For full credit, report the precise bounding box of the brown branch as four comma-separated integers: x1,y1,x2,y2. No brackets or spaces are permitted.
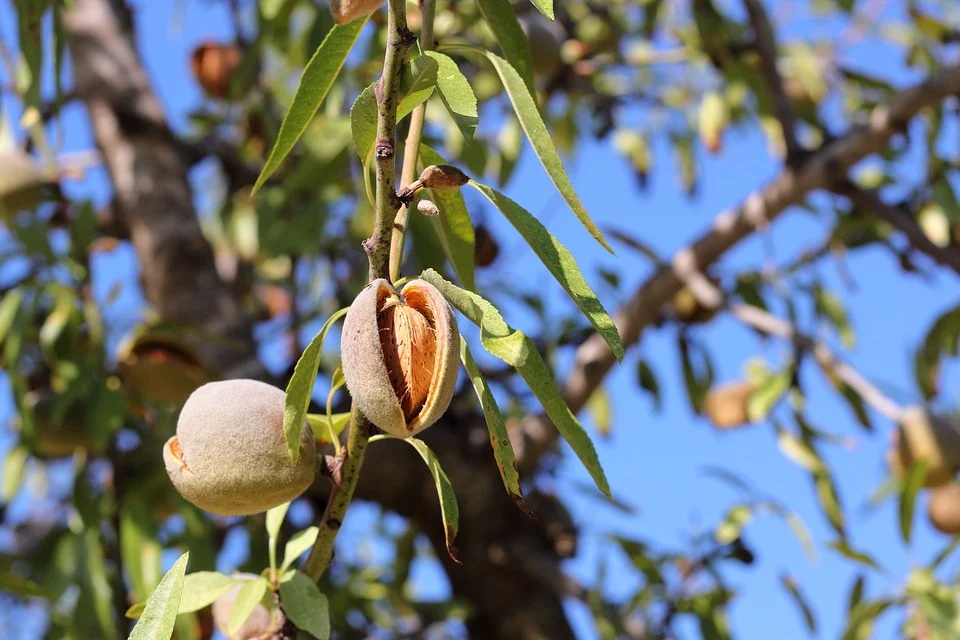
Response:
837,184,960,276
517,62,960,474
742,0,802,161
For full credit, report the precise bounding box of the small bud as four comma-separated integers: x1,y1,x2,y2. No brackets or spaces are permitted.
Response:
419,164,469,190
340,279,460,437
417,199,440,217
330,0,385,25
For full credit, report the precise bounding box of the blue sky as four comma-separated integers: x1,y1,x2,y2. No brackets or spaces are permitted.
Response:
1,1,958,639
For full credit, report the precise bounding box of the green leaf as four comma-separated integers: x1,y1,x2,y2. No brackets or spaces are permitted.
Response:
178,572,239,613
2,444,28,503
424,52,478,139
394,436,460,562
280,526,319,574
283,307,349,462
586,387,613,436
266,502,289,573
780,574,817,633
228,577,269,636
351,56,438,161
814,469,845,538
828,540,884,573
0,289,24,346
422,269,611,497
419,145,476,291
527,0,554,19
120,499,163,602
0,571,45,598
445,46,612,253
129,552,189,640
253,18,368,192
459,337,525,509
715,504,752,544
279,570,330,639
125,602,145,619
899,459,927,545
474,0,536,94
308,412,351,446
636,358,662,411
470,181,623,358
746,369,791,422
777,428,823,472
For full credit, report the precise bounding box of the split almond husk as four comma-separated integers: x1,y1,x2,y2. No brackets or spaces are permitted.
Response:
340,278,459,437
330,0,385,25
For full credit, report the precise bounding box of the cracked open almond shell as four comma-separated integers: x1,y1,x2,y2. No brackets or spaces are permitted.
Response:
163,379,316,516
340,278,459,438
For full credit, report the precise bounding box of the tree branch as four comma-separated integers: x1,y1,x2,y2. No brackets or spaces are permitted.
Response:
836,183,960,276
742,0,802,161
517,62,960,474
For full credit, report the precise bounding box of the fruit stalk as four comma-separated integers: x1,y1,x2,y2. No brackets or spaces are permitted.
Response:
389,0,436,282
303,0,411,582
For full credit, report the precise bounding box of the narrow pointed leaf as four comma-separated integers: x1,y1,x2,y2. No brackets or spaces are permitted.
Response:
460,337,525,510
899,459,927,544
475,0,536,93
178,572,239,614
253,18,368,192
279,570,330,639
228,577,269,635
307,412,351,447
283,307,349,462
424,52,478,139
129,552,189,640
527,0,554,19
470,181,623,359
398,436,460,562
445,46,612,252
422,269,611,496
281,526,320,574
420,145,475,290
266,502,289,573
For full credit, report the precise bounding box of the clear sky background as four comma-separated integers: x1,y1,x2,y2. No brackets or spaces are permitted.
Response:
1,1,958,639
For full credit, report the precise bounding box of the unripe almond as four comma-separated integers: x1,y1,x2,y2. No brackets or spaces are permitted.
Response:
212,573,285,639
190,42,243,99
928,482,960,534
340,279,459,437
163,380,316,516
330,0,385,25
704,381,757,430
888,406,960,487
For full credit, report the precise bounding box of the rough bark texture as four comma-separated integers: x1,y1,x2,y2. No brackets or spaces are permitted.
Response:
61,0,960,637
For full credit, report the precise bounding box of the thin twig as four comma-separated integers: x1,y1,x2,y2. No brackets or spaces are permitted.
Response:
389,0,436,283
837,183,960,276
742,0,801,161
302,0,413,581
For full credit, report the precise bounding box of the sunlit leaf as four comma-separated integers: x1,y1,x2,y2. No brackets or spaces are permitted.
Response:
228,577,269,636
253,18,368,192
474,0,536,93
470,181,623,359
898,459,927,545
129,552,188,640
266,502,289,573
281,526,319,574
424,52,478,139
780,574,817,633
177,572,239,614
283,307,349,462
443,46,613,252
459,337,525,509
422,269,611,497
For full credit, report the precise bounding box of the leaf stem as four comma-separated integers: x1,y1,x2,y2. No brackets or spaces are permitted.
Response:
304,0,413,582
389,0,437,283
